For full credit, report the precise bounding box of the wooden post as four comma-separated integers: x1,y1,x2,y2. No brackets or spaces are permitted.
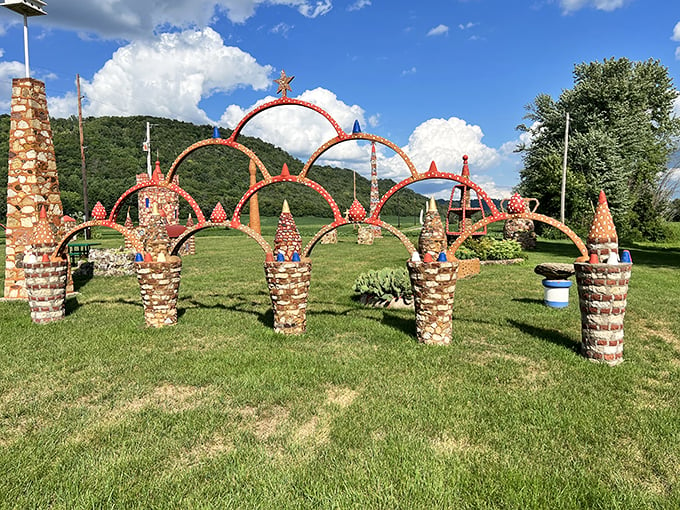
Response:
248,159,261,234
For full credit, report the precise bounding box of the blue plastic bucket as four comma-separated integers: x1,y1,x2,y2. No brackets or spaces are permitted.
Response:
541,279,572,308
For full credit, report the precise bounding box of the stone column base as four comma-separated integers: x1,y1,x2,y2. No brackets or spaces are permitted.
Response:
320,230,337,244
135,258,182,327
575,262,631,366
407,260,458,345
23,259,69,324
357,226,374,245
264,259,312,334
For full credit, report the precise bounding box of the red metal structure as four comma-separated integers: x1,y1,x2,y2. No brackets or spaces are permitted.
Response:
445,155,486,241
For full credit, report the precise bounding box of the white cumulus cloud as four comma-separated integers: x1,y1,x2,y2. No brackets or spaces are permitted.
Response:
0,59,27,111
20,0,334,40
220,87,369,168
673,21,680,60
49,28,272,123
348,0,371,11
427,24,449,37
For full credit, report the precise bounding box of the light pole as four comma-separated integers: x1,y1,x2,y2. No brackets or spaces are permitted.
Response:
0,1,47,78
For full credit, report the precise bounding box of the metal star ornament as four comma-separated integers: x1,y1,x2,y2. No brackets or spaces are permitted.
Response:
274,70,294,97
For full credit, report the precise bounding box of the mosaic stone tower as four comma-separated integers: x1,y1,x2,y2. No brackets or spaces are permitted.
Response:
137,162,180,228
369,142,381,236
4,78,64,299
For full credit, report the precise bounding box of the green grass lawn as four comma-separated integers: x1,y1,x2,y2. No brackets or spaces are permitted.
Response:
1,223,679,509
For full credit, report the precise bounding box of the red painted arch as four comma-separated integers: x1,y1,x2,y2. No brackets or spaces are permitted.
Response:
229,97,345,143
446,212,588,261
53,220,144,257
169,221,273,256
301,218,416,258
368,170,500,224
299,133,419,180
231,175,344,225
108,180,206,224
165,138,270,182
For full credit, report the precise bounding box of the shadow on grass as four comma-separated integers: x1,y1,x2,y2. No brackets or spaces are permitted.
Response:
507,319,580,352
381,311,416,338
65,296,81,315
512,297,544,305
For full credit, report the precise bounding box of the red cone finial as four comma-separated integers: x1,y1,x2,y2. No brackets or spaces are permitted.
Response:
281,163,290,177
347,199,367,222
92,201,107,220
152,161,162,182
39,205,47,219
210,202,227,223
461,155,470,177
428,161,438,173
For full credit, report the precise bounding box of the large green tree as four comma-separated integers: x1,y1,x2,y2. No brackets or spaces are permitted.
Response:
517,58,680,240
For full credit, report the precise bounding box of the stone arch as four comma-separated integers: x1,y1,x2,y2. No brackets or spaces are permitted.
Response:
231,175,345,225
169,222,272,257
109,180,206,224
230,97,345,143
369,171,499,223
165,138,270,182
446,212,588,261
53,220,144,257
299,134,418,180
301,219,416,258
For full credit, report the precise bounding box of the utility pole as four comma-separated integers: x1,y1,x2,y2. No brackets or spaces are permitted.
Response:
560,112,570,224
145,122,152,178
77,74,90,238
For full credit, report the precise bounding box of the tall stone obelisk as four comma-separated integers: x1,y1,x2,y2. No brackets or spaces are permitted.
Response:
4,78,63,299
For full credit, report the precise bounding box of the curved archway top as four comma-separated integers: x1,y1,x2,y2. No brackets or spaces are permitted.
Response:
229,97,345,143
299,133,419,180
109,179,207,224
446,212,588,261
53,220,144,258
165,138,271,182
232,174,344,225
368,168,500,223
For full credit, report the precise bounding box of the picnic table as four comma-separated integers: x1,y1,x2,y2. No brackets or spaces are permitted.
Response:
67,241,101,265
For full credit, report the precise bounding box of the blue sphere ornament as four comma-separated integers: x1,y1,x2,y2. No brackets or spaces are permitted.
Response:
135,253,144,262
437,251,447,262
620,250,632,263
352,120,361,134
212,126,221,138
292,251,301,262
276,252,285,262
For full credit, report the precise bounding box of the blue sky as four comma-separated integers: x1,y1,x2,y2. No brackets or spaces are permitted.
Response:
0,0,678,200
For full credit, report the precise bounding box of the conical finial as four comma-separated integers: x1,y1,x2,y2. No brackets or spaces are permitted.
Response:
428,196,437,213
39,205,47,220
281,163,290,177
91,201,107,220
352,120,361,134
282,199,290,214
347,199,367,222
213,126,220,138
587,189,618,257
210,202,227,223
152,160,162,182
428,161,438,173
461,155,470,177
598,190,607,204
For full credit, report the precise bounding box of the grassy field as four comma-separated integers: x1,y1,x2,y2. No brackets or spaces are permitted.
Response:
1,222,679,509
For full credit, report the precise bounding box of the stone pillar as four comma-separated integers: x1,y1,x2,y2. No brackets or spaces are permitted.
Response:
135,258,182,327
503,218,536,250
357,225,374,245
264,259,312,334
574,262,632,366
22,258,68,324
5,78,63,299
320,230,337,244
407,260,458,345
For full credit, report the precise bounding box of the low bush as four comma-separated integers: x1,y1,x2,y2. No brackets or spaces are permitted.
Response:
353,267,412,301
461,237,522,261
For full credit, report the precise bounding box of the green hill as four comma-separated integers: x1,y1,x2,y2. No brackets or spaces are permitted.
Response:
0,115,427,222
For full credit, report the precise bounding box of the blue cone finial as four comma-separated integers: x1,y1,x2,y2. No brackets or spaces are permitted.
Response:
437,252,447,262
135,253,144,262
213,126,220,138
276,252,285,262
621,250,632,263
292,251,301,262
352,120,361,134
